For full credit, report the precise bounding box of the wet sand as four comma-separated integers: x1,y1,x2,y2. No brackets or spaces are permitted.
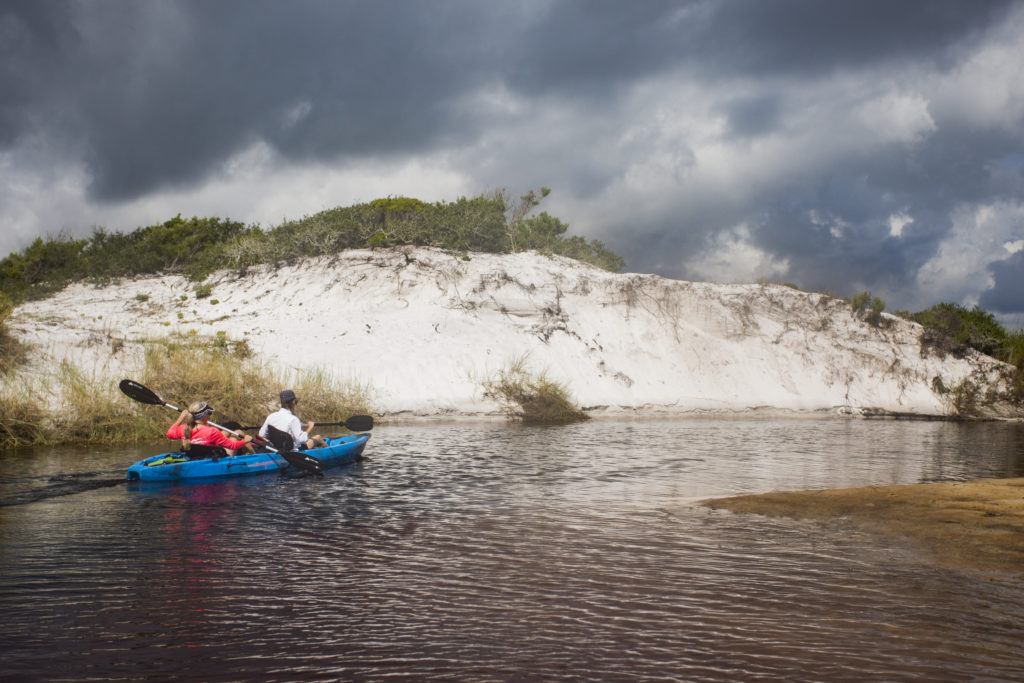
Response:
702,478,1024,575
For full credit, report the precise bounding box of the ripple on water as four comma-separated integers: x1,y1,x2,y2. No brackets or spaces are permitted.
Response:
1,419,1023,681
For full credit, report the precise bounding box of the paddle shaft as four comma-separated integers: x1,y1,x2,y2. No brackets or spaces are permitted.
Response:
238,417,372,432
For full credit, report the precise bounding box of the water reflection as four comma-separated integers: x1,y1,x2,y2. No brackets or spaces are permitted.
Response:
1,418,1023,681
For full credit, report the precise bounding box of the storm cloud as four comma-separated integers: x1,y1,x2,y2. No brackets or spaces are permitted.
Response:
2,0,1023,320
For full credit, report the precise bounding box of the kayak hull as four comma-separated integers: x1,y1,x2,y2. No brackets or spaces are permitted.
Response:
126,434,370,482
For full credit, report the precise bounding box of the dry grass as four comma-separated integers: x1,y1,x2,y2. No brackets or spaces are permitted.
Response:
54,362,163,443
136,334,373,429
0,293,28,375
0,381,48,449
482,356,589,424
286,367,374,426
0,332,376,447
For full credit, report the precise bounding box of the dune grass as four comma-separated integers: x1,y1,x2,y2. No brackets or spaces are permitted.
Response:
482,356,589,424
0,381,49,448
135,335,373,429
0,291,27,375
55,362,163,443
0,333,375,449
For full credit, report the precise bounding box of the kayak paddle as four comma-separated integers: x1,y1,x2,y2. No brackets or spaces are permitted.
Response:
239,415,373,432
118,379,323,475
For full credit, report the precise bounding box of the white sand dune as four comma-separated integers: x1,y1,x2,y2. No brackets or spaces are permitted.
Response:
8,247,1019,419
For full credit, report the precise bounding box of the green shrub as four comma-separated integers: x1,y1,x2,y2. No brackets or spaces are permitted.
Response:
930,374,984,418
910,303,1008,358
849,290,886,327
911,304,1023,406
0,216,251,301
0,190,625,306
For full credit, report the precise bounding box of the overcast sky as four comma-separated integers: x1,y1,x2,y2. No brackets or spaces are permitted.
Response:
3,0,1023,322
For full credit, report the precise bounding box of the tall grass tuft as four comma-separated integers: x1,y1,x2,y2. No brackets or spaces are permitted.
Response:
0,380,48,449
286,367,375,427
137,333,277,429
482,356,589,424
133,333,374,437
55,362,159,443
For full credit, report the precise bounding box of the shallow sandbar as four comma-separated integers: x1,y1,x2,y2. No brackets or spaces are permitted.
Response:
701,478,1024,575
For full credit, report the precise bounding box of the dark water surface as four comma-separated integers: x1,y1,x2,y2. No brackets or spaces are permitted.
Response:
2,418,1023,681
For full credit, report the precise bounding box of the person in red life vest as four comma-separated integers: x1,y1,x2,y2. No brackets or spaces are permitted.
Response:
166,401,252,457
166,408,194,450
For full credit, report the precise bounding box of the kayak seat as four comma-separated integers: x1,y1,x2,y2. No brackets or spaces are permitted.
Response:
264,425,296,453
185,444,229,461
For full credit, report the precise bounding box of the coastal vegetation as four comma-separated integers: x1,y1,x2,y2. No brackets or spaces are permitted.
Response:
0,291,26,374
842,291,1023,410
0,332,373,449
0,189,623,305
906,302,1024,368
904,302,1024,407
849,290,887,327
482,357,589,424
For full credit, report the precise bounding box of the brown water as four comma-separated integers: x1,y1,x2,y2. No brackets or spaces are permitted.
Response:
1,418,1023,681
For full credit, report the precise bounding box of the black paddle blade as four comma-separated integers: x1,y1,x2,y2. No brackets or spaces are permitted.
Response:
119,379,164,406
279,450,324,475
344,415,374,432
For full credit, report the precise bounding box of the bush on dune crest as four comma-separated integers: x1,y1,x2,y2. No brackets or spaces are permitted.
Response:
0,189,624,305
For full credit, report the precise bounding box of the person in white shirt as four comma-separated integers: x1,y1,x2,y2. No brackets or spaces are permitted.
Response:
259,389,327,450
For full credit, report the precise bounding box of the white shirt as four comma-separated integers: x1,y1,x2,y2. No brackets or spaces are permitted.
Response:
259,407,309,449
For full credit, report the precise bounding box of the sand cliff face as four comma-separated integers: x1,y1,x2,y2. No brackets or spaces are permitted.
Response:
8,247,1021,419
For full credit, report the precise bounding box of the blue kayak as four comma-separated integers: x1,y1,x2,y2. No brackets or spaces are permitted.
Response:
126,434,370,482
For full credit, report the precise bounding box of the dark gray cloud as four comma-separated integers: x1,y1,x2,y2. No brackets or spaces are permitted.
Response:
2,0,1023,320
4,0,513,198
686,0,1016,76
723,94,783,138
7,0,1013,199
982,251,1024,314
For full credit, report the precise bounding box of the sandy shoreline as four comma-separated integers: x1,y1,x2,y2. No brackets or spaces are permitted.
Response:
701,478,1024,575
